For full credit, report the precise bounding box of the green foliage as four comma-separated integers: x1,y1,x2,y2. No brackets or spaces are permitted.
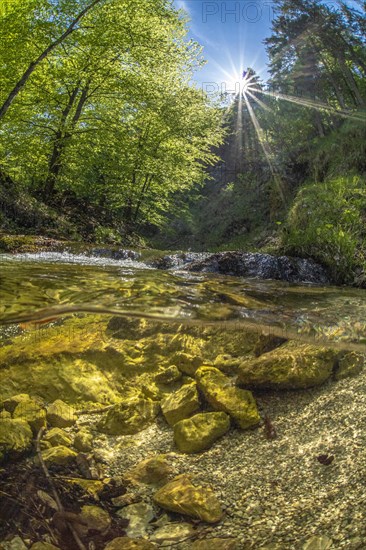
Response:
282,176,366,283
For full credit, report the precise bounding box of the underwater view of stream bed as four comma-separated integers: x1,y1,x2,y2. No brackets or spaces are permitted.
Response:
1,251,366,550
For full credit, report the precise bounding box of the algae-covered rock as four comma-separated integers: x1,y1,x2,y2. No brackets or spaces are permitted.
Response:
13,400,46,433
155,365,182,384
171,352,204,376
73,429,93,452
302,535,333,550
0,536,27,550
174,412,230,453
2,394,32,413
41,445,77,465
104,538,156,549
30,543,60,550
161,382,200,426
190,539,239,549
237,341,336,389
97,398,159,435
253,334,287,357
79,505,111,534
196,367,260,429
151,522,196,543
334,351,364,381
126,455,173,486
153,474,223,523
44,427,72,447
213,354,242,375
116,502,154,538
64,478,105,498
46,400,76,428
0,418,33,463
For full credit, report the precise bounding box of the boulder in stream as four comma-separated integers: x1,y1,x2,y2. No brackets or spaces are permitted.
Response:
160,382,200,426
185,251,329,283
237,341,336,389
97,397,159,435
196,366,260,429
174,411,230,453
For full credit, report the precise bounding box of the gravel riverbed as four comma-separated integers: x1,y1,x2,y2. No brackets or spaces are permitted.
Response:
92,369,366,549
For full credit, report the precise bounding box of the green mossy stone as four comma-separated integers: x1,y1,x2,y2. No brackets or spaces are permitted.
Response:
29,543,60,550
0,418,33,463
170,352,204,376
13,400,46,434
46,400,76,428
174,412,230,453
196,367,260,429
153,474,223,523
126,455,173,486
237,341,336,389
334,351,365,380
155,365,182,384
97,398,159,435
41,445,77,466
160,382,200,426
104,538,157,549
2,394,32,413
79,505,111,534
73,429,93,452
44,427,72,447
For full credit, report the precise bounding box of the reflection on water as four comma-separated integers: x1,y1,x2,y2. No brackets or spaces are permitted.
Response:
0,252,366,350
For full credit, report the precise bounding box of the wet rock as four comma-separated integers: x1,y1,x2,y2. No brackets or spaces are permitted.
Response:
151,252,210,270
117,502,154,538
43,427,71,448
238,341,336,389
253,334,288,357
174,412,230,453
196,367,260,429
161,382,200,426
73,428,93,452
41,445,77,466
97,398,159,435
0,410,11,419
334,351,365,380
185,251,329,284
190,539,239,550
46,400,76,428
171,352,204,376
64,478,105,498
302,535,333,550
151,522,196,543
104,538,156,549
153,474,223,523
155,365,182,384
2,393,32,413
79,505,111,535
29,542,60,549
126,455,173,486
0,418,33,463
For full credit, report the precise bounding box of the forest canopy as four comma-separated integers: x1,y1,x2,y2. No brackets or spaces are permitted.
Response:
0,0,223,235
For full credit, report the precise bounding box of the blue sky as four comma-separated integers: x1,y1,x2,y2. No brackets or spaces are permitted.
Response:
175,0,276,93
174,1,357,94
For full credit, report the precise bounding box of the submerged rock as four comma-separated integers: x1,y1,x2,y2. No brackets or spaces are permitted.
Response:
43,427,72,447
79,504,111,535
154,365,182,384
126,455,173,486
171,352,204,376
333,351,365,380
41,445,77,466
196,366,260,429
13,399,46,433
97,398,159,435
73,428,93,452
302,535,333,550
2,393,33,413
237,341,336,389
29,543,60,550
116,502,154,538
190,539,239,549
174,412,230,453
150,522,196,543
0,418,33,463
161,382,200,426
46,399,76,428
104,538,156,549
185,251,329,283
153,474,223,523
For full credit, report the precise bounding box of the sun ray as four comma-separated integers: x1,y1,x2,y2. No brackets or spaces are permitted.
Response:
257,89,366,122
